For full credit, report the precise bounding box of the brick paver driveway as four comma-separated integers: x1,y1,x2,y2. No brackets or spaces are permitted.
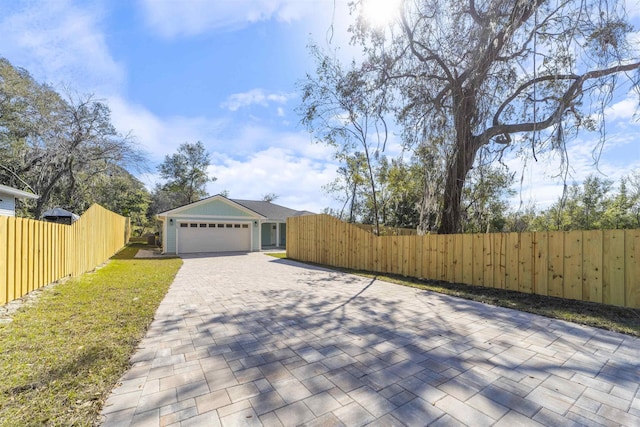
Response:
101,252,640,426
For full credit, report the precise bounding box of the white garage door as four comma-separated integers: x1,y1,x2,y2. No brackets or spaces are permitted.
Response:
178,222,251,253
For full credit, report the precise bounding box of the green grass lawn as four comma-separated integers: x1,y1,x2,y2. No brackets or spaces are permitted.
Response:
268,253,640,337
0,242,182,426
265,252,287,259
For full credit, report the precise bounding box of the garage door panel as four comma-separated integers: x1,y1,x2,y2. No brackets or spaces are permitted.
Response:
178,223,251,253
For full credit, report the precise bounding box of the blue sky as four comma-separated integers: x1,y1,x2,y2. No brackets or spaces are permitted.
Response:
1,0,639,214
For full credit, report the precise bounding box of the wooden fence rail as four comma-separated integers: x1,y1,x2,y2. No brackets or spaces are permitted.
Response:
287,214,640,309
0,204,129,305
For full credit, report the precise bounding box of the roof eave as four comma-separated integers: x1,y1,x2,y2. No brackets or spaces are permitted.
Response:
0,185,39,199
157,195,266,219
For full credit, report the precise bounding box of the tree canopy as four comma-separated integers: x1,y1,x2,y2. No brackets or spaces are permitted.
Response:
530,172,640,231
300,45,389,233
306,0,640,233
154,141,215,210
0,57,147,220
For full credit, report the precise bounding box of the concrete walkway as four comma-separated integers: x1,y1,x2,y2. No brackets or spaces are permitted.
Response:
100,252,640,426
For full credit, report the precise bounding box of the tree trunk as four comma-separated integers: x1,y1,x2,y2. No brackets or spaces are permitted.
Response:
363,147,380,235
349,182,357,223
438,91,481,234
34,166,68,219
438,147,478,233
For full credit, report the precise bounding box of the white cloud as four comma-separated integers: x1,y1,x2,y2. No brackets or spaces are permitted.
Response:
505,132,640,211
625,0,640,19
221,89,295,111
107,99,340,212
207,147,338,213
138,0,315,38
107,96,231,163
0,0,124,95
603,95,639,122
173,122,336,163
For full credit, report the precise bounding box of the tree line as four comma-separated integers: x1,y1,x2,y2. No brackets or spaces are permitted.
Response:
522,173,640,232
322,148,640,232
0,57,214,233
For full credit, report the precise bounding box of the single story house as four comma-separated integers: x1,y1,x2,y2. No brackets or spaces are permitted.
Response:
156,195,313,254
0,184,39,217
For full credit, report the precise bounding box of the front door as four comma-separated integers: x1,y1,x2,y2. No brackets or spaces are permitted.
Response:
271,224,277,246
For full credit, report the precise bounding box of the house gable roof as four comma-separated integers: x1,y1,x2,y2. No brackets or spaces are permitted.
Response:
156,195,314,221
0,184,39,199
231,199,314,221
157,195,265,219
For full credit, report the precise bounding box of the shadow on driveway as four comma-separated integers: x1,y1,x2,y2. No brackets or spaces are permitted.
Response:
101,253,640,426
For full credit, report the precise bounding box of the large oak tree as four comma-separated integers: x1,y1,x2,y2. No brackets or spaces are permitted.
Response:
345,0,640,233
0,58,146,218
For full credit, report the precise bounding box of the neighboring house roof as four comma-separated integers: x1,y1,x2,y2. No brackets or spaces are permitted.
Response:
231,199,314,221
0,184,39,199
43,207,80,221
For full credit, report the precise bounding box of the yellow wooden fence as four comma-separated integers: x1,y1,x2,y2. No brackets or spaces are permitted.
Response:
287,214,640,309
0,204,129,305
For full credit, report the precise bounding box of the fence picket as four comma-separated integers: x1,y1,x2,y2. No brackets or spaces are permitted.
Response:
15,218,23,301
603,230,625,306
625,229,640,308
483,234,493,288
27,219,35,293
473,233,484,287
438,236,446,281
548,232,564,298
519,232,533,294
564,231,583,301
402,235,410,276
448,235,458,282
422,235,431,280
0,217,7,304
462,234,473,285
410,235,418,277
533,232,548,296
495,233,506,289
